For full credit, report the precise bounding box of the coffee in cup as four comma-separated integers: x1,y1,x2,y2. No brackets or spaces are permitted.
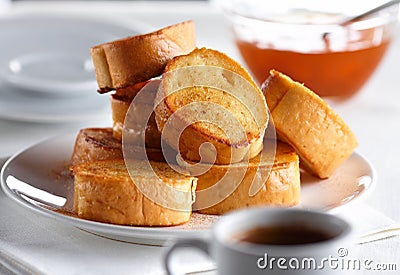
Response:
164,208,353,275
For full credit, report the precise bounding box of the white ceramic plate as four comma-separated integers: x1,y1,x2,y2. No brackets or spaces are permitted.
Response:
0,14,139,95
0,134,376,245
0,87,112,122
0,14,142,122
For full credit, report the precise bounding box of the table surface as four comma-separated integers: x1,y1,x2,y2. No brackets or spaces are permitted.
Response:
0,1,399,274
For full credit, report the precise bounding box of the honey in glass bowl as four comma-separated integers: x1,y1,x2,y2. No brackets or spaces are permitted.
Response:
236,38,391,97
218,0,399,97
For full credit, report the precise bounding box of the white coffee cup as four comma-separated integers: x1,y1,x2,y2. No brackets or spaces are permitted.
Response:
164,208,354,275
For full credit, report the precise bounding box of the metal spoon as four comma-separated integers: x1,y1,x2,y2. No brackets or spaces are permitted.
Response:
323,0,400,41
357,223,400,244
339,0,400,26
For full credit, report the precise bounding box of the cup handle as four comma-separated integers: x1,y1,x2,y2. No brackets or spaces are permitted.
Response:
164,238,211,275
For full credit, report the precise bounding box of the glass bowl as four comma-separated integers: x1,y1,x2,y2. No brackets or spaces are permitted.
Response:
214,0,399,97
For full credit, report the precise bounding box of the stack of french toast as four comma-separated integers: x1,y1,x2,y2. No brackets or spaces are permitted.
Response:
70,21,358,226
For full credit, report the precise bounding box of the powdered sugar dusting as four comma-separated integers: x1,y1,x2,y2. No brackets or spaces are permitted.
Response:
175,213,219,230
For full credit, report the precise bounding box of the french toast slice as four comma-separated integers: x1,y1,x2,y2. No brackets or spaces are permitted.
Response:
111,93,161,149
71,128,123,166
72,160,197,226
262,70,358,178
179,140,300,215
91,21,196,93
114,81,149,98
155,48,268,164
70,128,164,166
110,80,161,148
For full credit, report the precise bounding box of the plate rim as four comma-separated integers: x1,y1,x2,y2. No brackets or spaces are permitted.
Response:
0,133,376,244
324,150,377,214
0,101,110,123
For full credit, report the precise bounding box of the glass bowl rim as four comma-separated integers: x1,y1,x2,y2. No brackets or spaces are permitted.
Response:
212,0,399,29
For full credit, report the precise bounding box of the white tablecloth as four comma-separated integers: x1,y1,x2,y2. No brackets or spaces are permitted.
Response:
0,1,399,274
0,189,397,275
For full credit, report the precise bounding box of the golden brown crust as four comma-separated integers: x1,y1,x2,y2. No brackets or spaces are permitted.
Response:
91,21,196,92
71,128,123,166
72,160,197,226
181,141,300,215
114,81,149,98
155,48,268,164
110,94,161,149
262,70,358,179
70,128,165,165
164,47,260,92
261,69,294,111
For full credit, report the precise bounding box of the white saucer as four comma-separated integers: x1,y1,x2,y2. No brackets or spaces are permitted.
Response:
0,14,145,122
0,85,111,122
0,14,139,96
3,52,96,94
